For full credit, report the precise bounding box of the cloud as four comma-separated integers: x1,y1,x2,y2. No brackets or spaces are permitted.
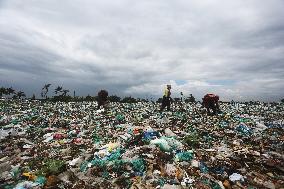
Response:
0,0,283,101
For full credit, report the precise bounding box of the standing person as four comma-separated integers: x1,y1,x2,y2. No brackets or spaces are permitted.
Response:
180,92,184,102
97,90,108,109
202,93,220,115
160,85,172,111
189,94,196,103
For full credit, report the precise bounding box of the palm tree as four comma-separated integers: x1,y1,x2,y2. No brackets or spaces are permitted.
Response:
54,86,63,94
62,89,69,96
41,84,51,99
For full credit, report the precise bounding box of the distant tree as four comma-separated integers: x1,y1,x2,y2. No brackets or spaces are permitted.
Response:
74,96,84,102
16,91,26,99
50,85,72,101
121,96,137,103
85,95,93,101
0,87,7,97
185,94,196,103
157,98,163,103
52,95,72,102
108,95,121,102
281,98,284,103
62,89,69,96
54,86,63,94
31,94,36,100
174,97,181,102
140,98,148,102
41,84,51,99
0,87,15,98
6,87,15,96
135,98,148,102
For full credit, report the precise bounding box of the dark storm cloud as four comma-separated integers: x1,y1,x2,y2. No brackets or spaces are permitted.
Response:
0,0,283,101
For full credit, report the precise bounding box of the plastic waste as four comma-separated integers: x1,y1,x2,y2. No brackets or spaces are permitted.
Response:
236,123,252,135
164,128,177,137
165,164,177,177
199,161,209,173
22,172,36,181
229,173,245,182
68,157,82,166
14,181,39,189
35,176,46,185
174,151,194,162
143,131,159,140
150,138,172,152
0,100,283,188
0,130,9,140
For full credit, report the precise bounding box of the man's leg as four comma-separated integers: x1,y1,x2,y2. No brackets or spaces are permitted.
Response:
212,105,217,115
206,107,211,115
97,100,102,109
216,102,220,113
160,101,165,112
166,100,171,111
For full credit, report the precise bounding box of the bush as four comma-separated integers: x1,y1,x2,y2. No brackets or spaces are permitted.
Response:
108,95,121,102
121,96,137,103
51,95,73,102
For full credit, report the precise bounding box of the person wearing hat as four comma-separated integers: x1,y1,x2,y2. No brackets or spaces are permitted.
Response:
160,85,172,111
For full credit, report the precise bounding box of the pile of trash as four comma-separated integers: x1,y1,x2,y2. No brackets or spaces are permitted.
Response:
0,100,283,188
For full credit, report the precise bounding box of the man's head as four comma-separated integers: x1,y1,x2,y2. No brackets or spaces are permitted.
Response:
167,85,171,89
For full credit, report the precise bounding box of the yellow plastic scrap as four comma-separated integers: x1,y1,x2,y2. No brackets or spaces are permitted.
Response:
22,172,37,181
107,142,120,152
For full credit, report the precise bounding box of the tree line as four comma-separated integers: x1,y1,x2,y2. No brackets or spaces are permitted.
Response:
0,87,26,99
0,84,199,103
2,85,283,103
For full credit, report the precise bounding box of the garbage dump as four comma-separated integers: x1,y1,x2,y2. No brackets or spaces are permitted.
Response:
0,100,283,188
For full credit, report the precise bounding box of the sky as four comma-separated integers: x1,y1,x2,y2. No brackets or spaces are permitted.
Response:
0,0,284,101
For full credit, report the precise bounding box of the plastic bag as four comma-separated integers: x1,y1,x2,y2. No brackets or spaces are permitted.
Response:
175,151,194,162
150,138,172,152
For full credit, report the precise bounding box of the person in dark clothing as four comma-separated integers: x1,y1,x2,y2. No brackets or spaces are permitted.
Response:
202,94,220,115
160,85,172,111
97,90,108,109
189,94,196,103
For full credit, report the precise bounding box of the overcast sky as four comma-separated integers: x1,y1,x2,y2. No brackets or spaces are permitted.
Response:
0,0,283,101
